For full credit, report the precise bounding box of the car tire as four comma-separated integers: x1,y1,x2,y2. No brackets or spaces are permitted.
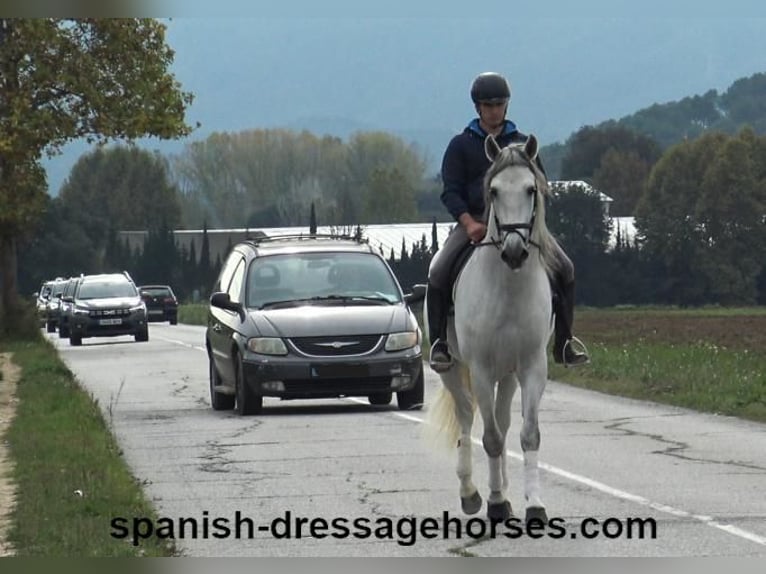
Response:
135,327,149,342
59,324,70,338
397,364,424,411
368,392,392,406
169,316,178,325
235,354,262,416
209,356,235,410
46,321,55,333
70,334,82,346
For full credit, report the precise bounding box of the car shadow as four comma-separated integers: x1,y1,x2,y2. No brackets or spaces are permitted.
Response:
223,400,399,417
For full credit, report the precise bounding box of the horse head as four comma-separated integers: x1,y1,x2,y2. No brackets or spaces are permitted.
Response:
483,134,552,271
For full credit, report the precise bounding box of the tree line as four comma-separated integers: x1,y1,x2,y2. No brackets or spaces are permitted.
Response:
14,125,766,308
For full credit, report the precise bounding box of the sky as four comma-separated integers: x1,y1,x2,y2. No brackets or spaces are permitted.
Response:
40,4,766,194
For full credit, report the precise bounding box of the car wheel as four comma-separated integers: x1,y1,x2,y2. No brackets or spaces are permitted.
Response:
368,392,392,406
235,354,262,416
209,356,235,410
135,327,149,342
397,364,424,410
46,321,55,333
70,334,82,346
59,324,70,338
169,315,178,325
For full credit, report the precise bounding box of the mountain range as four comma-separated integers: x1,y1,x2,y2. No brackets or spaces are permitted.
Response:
42,15,766,194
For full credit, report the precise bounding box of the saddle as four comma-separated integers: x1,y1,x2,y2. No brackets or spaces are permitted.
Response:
447,242,476,312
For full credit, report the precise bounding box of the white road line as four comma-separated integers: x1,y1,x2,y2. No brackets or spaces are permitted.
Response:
153,335,206,352
349,397,766,547
158,335,766,548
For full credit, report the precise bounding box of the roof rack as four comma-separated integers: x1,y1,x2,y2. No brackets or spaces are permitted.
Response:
247,233,368,245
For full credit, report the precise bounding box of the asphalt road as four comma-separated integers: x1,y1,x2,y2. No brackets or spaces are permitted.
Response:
46,324,766,557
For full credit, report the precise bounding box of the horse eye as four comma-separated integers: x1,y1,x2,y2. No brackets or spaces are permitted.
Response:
527,186,537,196
490,187,498,198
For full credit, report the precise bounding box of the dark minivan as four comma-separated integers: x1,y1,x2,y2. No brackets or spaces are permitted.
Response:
206,236,424,415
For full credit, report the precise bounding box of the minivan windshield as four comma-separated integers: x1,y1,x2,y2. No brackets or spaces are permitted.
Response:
246,252,402,309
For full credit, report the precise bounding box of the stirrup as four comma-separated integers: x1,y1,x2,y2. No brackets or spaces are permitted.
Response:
428,340,453,373
562,336,590,368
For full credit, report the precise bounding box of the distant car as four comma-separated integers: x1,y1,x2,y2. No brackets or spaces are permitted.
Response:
139,285,179,324
67,272,149,346
36,280,55,328
43,278,68,333
206,235,424,415
57,276,82,338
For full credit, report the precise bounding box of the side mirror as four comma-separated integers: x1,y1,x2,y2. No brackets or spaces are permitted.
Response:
404,284,427,306
210,292,245,321
62,295,74,303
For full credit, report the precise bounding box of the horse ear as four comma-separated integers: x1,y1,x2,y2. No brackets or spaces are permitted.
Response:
524,134,539,160
484,135,502,162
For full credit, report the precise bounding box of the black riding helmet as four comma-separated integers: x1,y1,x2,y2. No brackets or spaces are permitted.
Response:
470,72,511,104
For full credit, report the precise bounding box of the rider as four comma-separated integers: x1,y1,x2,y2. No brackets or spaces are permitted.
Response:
426,71,590,372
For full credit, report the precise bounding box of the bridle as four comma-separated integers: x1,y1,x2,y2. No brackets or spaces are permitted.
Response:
476,167,541,252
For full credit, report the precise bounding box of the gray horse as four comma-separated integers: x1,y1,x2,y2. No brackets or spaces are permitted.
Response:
427,134,558,524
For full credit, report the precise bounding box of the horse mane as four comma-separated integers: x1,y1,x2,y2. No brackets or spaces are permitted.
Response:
483,144,559,279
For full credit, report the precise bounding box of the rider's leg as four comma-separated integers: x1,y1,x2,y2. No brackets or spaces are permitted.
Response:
550,246,589,367
426,226,470,372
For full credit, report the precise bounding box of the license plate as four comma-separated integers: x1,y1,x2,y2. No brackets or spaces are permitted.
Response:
99,318,123,326
311,364,369,378
148,309,164,315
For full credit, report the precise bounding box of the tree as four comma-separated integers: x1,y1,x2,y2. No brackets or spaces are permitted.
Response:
309,202,317,234
60,146,182,231
362,167,418,223
592,148,653,216
0,18,193,328
547,183,612,305
560,124,661,182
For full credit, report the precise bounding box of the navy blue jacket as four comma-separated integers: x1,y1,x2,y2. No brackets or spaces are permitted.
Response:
440,119,541,221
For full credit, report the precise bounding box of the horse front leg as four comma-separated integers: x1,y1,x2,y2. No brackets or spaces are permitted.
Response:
472,368,512,522
519,357,549,525
495,373,518,510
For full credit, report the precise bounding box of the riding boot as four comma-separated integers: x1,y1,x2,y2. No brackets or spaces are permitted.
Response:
426,284,452,372
552,279,590,367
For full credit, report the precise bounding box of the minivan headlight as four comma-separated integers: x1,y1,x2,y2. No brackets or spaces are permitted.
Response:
247,337,288,356
385,331,418,352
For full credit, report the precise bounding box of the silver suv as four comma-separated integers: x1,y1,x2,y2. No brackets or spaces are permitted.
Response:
67,272,149,346
206,235,424,415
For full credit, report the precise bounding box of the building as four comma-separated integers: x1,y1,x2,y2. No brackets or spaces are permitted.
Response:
119,181,634,262
119,222,456,265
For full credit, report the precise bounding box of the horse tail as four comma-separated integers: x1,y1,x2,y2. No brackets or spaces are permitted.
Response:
424,364,474,451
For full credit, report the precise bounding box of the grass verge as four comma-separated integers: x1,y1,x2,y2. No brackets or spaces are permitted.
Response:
1,337,174,556
550,307,766,423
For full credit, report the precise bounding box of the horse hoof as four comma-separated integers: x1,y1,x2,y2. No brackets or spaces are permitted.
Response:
461,491,482,515
487,500,512,522
525,506,548,525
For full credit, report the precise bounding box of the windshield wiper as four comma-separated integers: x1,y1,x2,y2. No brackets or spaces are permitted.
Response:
258,295,395,309
308,294,394,305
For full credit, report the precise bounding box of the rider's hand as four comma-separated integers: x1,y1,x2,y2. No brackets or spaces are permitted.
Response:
465,220,487,243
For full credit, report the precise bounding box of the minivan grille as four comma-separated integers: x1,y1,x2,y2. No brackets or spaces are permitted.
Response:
289,335,382,356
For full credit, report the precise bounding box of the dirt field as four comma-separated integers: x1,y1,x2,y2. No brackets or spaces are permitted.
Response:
574,308,766,351
0,353,19,556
